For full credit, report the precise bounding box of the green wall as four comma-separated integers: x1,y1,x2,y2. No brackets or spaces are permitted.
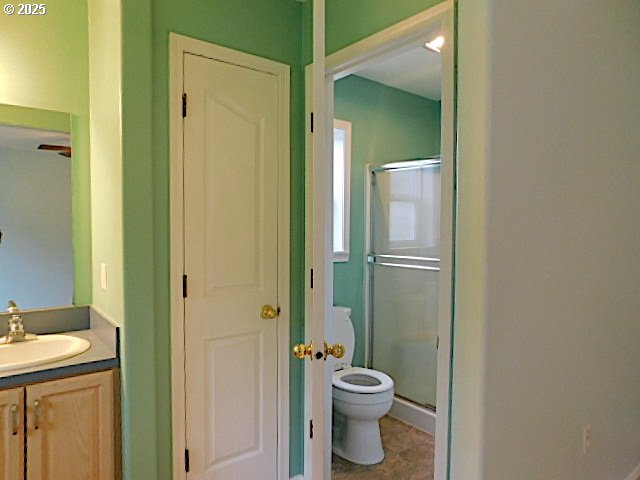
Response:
120,2,156,479
0,0,92,305
147,1,306,477
118,2,157,480
333,75,441,367
326,0,444,54
0,105,70,133
88,0,125,326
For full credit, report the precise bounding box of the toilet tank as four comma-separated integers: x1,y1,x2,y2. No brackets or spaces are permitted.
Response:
331,306,355,370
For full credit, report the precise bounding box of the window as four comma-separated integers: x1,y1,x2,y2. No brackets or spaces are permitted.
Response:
387,164,440,257
333,119,351,262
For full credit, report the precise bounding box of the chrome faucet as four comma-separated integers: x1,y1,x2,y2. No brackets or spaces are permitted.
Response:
0,301,36,344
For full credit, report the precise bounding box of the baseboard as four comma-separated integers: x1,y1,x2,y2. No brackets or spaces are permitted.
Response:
289,461,640,480
388,396,436,435
624,462,640,480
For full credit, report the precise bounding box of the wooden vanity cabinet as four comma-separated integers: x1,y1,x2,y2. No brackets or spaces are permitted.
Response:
0,387,24,480
0,370,116,480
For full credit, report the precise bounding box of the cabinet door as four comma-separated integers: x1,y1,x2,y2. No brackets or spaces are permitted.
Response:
0,387,24,480
26,370,114,480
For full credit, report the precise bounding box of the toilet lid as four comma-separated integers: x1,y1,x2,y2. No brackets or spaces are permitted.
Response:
331,306,355,370
332,367,394,394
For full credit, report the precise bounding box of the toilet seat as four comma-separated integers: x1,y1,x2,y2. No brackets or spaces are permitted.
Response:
332,367,393,394
330,307,395,465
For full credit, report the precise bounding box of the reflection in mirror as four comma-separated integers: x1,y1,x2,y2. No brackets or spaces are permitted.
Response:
0,120,73,309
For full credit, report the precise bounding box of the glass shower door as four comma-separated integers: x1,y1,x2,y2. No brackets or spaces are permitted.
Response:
368,159,440,409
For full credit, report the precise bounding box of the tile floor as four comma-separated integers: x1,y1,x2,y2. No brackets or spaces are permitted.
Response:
332,415,435,480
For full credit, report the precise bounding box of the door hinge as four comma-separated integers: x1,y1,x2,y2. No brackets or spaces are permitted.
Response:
310,268,314,289
182,93,188,118
310,112,314,133
182,274,188,298
185,448,190,472
310,419,313,439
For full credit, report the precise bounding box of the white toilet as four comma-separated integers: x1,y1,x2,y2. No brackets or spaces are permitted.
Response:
331,306,394,465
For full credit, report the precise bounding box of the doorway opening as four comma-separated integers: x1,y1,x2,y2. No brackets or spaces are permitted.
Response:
305,2,455,479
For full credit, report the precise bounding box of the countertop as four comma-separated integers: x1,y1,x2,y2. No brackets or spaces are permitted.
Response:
0,306,119,389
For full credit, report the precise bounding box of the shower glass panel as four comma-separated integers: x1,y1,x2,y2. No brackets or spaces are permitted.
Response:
368,159,440,409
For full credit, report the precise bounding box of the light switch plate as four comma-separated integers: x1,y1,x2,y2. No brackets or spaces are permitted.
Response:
100,263,108,291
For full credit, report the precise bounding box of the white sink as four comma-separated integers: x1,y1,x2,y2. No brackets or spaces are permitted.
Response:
0,334,91,372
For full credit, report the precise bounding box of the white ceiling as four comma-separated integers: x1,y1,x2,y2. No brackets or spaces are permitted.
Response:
356,46,441,101
0,124,70,152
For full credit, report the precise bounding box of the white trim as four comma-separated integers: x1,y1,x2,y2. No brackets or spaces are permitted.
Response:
388,397,436,435
169,34,186,480
333,251,349,263
322,61,334,478
625,462,640,480
332,118,351,263
325,2,451,80
306,0,331,477
290,475,305,480
169,32,290,480
303,62,313,480
363,164,373,367
309,2,455,479
433,6,455,479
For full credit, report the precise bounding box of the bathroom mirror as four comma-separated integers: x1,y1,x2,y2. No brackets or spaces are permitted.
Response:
0,105,74,310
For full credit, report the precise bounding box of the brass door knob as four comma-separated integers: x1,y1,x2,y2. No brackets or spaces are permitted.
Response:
292,343,313,359
260,305,278,320
324,342,345,359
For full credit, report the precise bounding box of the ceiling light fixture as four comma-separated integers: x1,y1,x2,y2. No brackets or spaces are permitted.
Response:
424,35,445,53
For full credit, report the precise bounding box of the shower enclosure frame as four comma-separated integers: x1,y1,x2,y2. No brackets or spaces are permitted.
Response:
363,157,443,370
363,157,442,434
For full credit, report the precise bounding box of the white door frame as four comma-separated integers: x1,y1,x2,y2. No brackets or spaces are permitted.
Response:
168,33,291,480
304,0,331,478
305,2,455,478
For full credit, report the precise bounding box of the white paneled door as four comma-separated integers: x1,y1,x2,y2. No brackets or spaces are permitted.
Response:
182,52,282,480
